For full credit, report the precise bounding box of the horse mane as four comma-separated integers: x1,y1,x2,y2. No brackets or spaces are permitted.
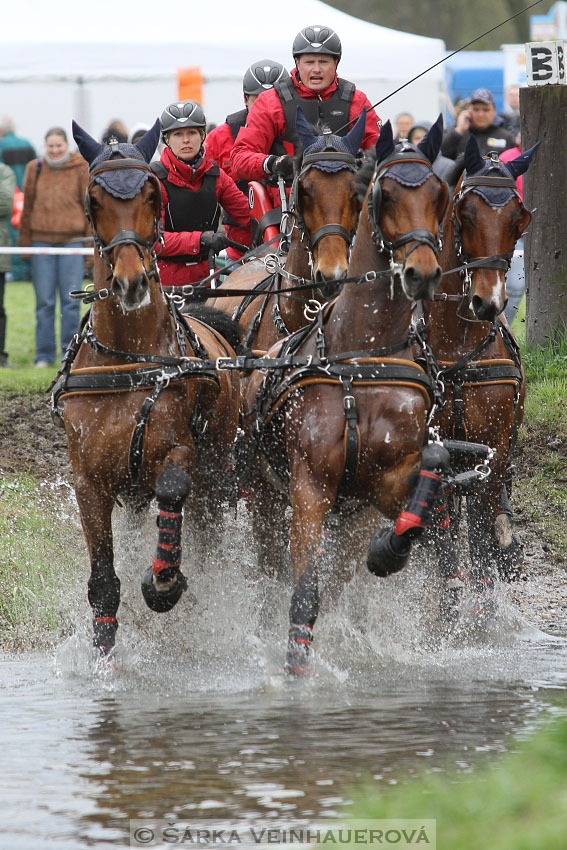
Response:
355,150,376,201
183,304,246,353
445,154,465,189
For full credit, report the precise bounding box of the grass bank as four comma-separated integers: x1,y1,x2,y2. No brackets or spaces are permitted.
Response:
345,713,567,850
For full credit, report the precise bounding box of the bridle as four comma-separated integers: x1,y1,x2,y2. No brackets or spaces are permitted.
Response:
287,147,359,263
451,156,527,294
369,149,448,265
85,157,163,284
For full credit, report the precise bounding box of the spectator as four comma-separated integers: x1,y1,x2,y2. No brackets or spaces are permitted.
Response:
0,116,36,282
500,85,521,136
101,119,128,144
500,136,526,323
394,111,414,142
0,161,16,367
18,127,89,367
441,88,516,160
128,123,150,145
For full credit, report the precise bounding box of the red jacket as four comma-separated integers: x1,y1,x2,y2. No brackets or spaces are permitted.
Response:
206,121,240,181
231,68,380,184
156,146,251,287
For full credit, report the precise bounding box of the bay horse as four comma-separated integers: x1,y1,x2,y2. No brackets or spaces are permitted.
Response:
214,110,366,573
424,136,539,615
211,108,366,353
52,121,241,657
238,118,450,672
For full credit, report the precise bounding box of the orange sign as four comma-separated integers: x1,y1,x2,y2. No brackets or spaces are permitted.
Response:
177,67,204,104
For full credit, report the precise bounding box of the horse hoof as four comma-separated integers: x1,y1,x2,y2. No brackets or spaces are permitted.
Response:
141,566,188,613
367,527,411,577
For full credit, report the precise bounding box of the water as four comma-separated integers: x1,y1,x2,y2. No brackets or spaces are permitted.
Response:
1,508,566,849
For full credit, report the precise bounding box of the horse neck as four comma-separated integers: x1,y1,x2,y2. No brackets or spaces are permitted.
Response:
326,214,414,351
91,258,177,354
427,196,493,360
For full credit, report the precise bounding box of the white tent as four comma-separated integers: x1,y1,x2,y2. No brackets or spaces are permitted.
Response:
1,0,446,150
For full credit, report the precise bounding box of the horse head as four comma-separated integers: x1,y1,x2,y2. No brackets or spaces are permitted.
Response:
73,119,162,311
292,107,365,297
453,135,538,321
370,115,449,301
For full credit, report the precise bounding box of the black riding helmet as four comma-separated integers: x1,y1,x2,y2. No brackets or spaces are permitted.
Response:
243,59,288,96
160,101,207,141
292,25,342,60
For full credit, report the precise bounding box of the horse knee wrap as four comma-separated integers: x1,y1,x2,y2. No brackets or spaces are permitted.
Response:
93,616,118,653
394,443,450,537
152,507,183,577
285,566,318,675
367,444,450,578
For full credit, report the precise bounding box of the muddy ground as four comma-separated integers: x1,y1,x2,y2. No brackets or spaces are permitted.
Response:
0,390,566,635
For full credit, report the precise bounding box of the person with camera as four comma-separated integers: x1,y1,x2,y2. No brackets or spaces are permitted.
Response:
441,88,516,160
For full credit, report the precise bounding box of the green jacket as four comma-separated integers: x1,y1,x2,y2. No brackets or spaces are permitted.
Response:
0,132,36,189
0,162,16,273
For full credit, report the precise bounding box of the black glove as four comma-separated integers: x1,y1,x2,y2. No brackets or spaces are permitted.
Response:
200,231,229,253
265,154,294,180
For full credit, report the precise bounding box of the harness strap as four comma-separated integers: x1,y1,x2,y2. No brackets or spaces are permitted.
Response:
339,376,360,496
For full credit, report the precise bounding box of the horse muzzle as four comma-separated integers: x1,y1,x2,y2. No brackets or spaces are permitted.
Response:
402,263,442,302
111,272,151,311
471,292,507,323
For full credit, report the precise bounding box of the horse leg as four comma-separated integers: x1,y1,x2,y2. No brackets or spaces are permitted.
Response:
141,449,192,613
75,484,119,656
493,484,524,581
285,483,329,675
250,477,290,580
466,487,500,620
427,497,466,625
367,443,451,577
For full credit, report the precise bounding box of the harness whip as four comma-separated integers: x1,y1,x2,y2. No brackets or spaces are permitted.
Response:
334,0,545,134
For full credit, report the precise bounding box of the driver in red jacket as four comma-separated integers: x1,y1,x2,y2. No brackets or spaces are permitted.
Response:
206,58,288,193
230,24,380,205
152,100,251,290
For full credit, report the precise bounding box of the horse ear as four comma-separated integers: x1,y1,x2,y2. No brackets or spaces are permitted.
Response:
296,106,318,151
504,141,541,179
375,120,394,164
416,113,443,163
463,134,484,174
135,118,161,163
72,120,105,165
344,110,366,155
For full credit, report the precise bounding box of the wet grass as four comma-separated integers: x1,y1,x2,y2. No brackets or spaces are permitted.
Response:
345,713,567,850
0,472,80,648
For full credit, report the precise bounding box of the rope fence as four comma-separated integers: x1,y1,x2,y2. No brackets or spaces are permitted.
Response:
0,247,93,255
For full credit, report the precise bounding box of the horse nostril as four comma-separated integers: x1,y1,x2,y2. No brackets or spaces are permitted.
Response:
112,276,126,295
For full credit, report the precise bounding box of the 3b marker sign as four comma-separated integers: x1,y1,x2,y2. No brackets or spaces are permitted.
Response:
526,41,566,85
